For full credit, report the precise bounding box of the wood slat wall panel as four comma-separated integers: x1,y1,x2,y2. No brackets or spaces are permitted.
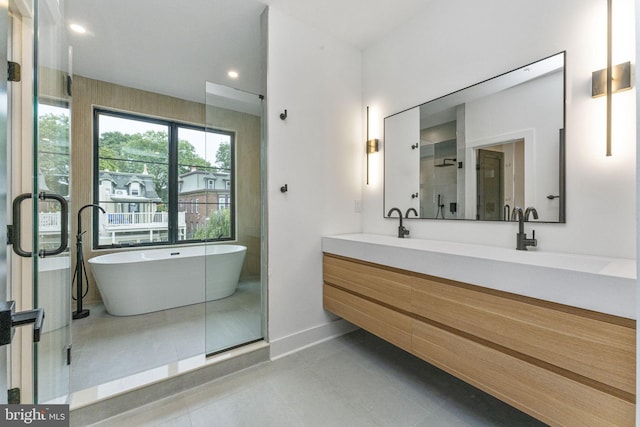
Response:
323,284,412,352
412,320,635,427
323,255,412,311
411,275,636,395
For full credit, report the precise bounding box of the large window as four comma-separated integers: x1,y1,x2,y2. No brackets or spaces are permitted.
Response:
93,109,235,248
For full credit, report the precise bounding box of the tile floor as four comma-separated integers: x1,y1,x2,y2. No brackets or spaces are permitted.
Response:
87,329,546,427
71,279,261,392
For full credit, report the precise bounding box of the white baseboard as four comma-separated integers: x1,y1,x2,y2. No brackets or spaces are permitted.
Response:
269,319,359,360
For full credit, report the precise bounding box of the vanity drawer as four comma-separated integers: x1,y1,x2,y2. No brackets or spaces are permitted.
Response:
323,284,412,352
411,319,634,427
323,254,412,311
411,275,636,396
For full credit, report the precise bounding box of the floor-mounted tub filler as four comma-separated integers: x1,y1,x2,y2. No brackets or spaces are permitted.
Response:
88,245,247,316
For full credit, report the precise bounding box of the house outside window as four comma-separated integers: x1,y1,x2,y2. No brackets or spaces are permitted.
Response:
93,109,235,248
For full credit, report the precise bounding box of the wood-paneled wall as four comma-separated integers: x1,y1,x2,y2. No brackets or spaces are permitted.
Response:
71,75,261,305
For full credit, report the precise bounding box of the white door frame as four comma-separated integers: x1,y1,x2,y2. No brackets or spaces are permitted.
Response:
8,0,35,403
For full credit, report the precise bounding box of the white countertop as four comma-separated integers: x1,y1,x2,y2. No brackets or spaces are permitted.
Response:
322,233,637,319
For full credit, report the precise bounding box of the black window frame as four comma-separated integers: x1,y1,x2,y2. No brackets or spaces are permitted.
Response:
93,108,236,249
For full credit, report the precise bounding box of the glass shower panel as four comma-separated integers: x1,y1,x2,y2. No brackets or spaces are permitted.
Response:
34,0,72,403
204,82,263,355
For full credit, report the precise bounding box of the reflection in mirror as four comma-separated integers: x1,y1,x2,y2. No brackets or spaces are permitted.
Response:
476,140,524,220
385,52,565,223
419,123,457,219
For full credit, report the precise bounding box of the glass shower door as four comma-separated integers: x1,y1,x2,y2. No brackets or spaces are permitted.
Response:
204,82,264,355
33,0,72,403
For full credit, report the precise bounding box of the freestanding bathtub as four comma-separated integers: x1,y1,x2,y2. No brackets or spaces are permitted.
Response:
88,245,247,316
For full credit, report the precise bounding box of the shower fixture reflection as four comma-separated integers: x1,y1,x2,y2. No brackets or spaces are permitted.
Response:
434,158,457,167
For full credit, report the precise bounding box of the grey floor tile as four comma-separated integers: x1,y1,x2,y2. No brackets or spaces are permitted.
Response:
153,415,193,427
439,390,546,427
176,362,275,414
415,404,476,427
187,381,304,427
86,330,547,427
70,279,262,392
89,395,190,427
268,366,413,427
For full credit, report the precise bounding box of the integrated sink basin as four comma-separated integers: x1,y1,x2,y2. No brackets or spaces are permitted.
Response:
322,233,636,319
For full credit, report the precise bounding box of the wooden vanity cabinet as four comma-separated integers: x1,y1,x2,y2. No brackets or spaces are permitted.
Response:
323,253,636,427
323,254,412,351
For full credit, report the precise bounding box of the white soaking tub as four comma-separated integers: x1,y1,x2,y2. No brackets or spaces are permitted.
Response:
88,245,246,316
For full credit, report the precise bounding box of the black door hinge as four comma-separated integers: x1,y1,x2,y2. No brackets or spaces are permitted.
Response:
8,387,20,404
66,344,72,366
8,62,20,82
66,75,72,96
6,225,14,245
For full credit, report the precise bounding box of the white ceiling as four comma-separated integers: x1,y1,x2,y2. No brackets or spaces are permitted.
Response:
265,0,431,49
66,0,430,103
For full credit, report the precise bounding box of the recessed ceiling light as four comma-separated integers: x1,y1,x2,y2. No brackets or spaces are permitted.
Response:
227,70,239,79
69,23,87,34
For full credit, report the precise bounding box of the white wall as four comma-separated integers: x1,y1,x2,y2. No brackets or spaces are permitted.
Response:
363,0,636,259
265,8,363,357
635,0,640,421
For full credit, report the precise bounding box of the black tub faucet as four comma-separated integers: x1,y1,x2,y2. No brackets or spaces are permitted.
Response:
387,207,409,238
511,207,537,251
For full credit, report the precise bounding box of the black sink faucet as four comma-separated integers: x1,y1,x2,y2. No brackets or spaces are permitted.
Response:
524,207,539,221
387,207,409,238
511,207,537,250
405,207,418,219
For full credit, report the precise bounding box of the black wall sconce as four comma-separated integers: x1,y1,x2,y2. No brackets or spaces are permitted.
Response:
591,0,632,156
366,106,379,185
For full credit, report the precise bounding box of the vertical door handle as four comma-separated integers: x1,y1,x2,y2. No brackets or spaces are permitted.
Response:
10,193,33,257
9,192,68,258
38,192,68,257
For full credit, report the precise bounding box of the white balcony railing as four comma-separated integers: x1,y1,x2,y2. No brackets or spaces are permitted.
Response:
104,211,168,227
40,210,188,247
38,211,186,232
39,212,61,233
100,211,186,244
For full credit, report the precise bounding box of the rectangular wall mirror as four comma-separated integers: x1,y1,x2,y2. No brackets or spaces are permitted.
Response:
384,52,566,223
